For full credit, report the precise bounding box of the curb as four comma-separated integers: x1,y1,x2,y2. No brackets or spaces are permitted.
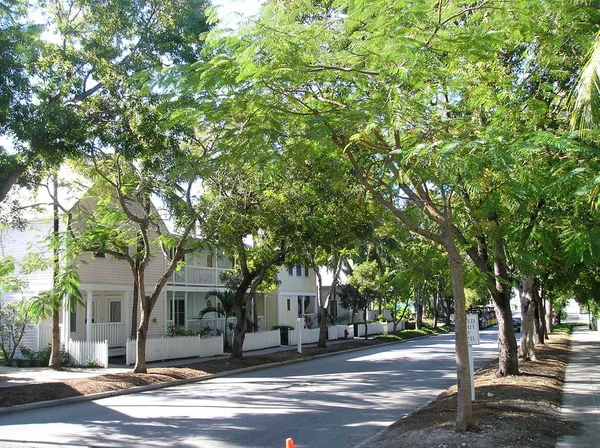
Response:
0,331,446,416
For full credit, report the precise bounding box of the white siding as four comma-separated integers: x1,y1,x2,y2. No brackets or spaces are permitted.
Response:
279,294,300,327
278,266,317,293
0,220,54,295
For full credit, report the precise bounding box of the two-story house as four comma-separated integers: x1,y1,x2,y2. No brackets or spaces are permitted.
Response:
1,195,321,355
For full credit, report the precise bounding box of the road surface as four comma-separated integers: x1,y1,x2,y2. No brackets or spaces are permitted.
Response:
0,330,500,448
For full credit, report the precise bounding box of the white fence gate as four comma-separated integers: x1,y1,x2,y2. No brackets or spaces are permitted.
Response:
68,339,109,368
126,335,223,365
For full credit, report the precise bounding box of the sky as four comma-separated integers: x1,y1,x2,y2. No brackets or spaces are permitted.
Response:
214,0,264,28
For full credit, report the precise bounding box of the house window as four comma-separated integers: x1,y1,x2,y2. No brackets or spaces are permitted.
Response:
286,298,291,311
70,311,77,332
304,266,309,277
288,266,294,276
207,253,214,268
109,301,122,323
295,264,302,276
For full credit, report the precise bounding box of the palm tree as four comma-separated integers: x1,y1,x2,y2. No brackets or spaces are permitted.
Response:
201,290,236,348
571,32,600,133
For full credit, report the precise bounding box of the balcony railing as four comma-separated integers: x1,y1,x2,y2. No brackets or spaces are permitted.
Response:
170,266,228,286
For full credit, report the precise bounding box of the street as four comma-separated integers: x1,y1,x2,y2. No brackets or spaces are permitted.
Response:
0,331,500,448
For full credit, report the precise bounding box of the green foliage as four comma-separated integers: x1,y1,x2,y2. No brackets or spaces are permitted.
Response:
30,269,84,318
0,256,25,296
552,322,587,334
167,326,197,337
19,344,70,367
86,358,101,368
375,325,452,341
0,299,33,363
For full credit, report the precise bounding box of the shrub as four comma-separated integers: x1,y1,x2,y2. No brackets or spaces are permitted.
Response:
19,344,70,367
167,325,196,337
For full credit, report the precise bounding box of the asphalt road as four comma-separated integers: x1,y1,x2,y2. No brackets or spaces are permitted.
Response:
0,330,500,448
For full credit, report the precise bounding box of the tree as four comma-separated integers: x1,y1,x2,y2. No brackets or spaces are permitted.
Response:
77,150,210,373
202,158,307,359
164,0,600,431
0,299,33,363
0,255,31,364
347,260,380,341
203,288,236,348
2,0,212,207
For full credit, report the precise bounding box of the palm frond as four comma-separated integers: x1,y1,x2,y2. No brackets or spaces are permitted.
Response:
571,33,600,133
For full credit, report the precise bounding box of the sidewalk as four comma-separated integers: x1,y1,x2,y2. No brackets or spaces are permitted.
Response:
0,337,354,388
556,326,600,448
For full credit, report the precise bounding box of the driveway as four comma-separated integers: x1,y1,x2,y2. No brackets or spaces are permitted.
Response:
0,330,500,448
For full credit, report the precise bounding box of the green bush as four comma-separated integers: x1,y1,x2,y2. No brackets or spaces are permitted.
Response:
552,322,586,334
19,344,70,367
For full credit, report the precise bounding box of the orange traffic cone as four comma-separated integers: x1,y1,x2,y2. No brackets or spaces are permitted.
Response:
285,438,296,448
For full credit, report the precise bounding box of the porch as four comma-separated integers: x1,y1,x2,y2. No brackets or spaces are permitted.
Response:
38,322,125,349
166,317,267,337
170,266,229,287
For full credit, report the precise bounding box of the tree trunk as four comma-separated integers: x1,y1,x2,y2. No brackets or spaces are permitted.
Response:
533,280,545,344
49,309,61,369
231,292,249,359
519,274,537,361
130,277,139,341
444,296,452,326
489,257,519,376
414,284,424,330
252,294,258,331
316,269,328,348
444,234,474,432
49,174,62,370
133,303,151,373
545,291,553,336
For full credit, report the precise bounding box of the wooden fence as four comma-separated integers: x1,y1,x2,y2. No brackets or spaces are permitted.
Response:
243,330,281,351
68,339,109,368
126,335,223,365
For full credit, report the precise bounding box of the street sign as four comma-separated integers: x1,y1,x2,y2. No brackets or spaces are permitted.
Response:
466,313,480,401
466,313,480,345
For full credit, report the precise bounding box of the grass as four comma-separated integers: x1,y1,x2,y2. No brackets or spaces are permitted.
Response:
375,325,453,341
552,321,588,334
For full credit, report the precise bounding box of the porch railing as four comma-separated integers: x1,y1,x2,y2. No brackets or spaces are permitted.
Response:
92,323,126,347
169,266,228,286
166,316,265,336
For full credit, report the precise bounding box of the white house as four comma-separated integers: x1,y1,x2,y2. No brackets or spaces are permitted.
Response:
0,201,321,356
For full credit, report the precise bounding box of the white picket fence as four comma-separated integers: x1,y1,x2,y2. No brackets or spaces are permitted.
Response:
68,339,109,368
330,325,354,340
355,321,404,337
126,335,223,365
288,327,321,345
243,330,281,351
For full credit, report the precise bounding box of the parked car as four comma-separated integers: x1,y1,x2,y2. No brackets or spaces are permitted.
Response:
512,311,521,332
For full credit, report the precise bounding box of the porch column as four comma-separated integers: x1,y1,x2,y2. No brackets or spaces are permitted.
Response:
86,290,93,341
123,290,131,341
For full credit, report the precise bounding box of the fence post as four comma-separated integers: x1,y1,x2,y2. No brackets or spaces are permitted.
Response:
297,318,302,353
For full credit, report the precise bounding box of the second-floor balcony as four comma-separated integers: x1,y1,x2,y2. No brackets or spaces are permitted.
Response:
170,266,229,287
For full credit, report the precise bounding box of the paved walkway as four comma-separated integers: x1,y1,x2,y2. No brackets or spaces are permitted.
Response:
556,325,600,448
0,338,352,388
